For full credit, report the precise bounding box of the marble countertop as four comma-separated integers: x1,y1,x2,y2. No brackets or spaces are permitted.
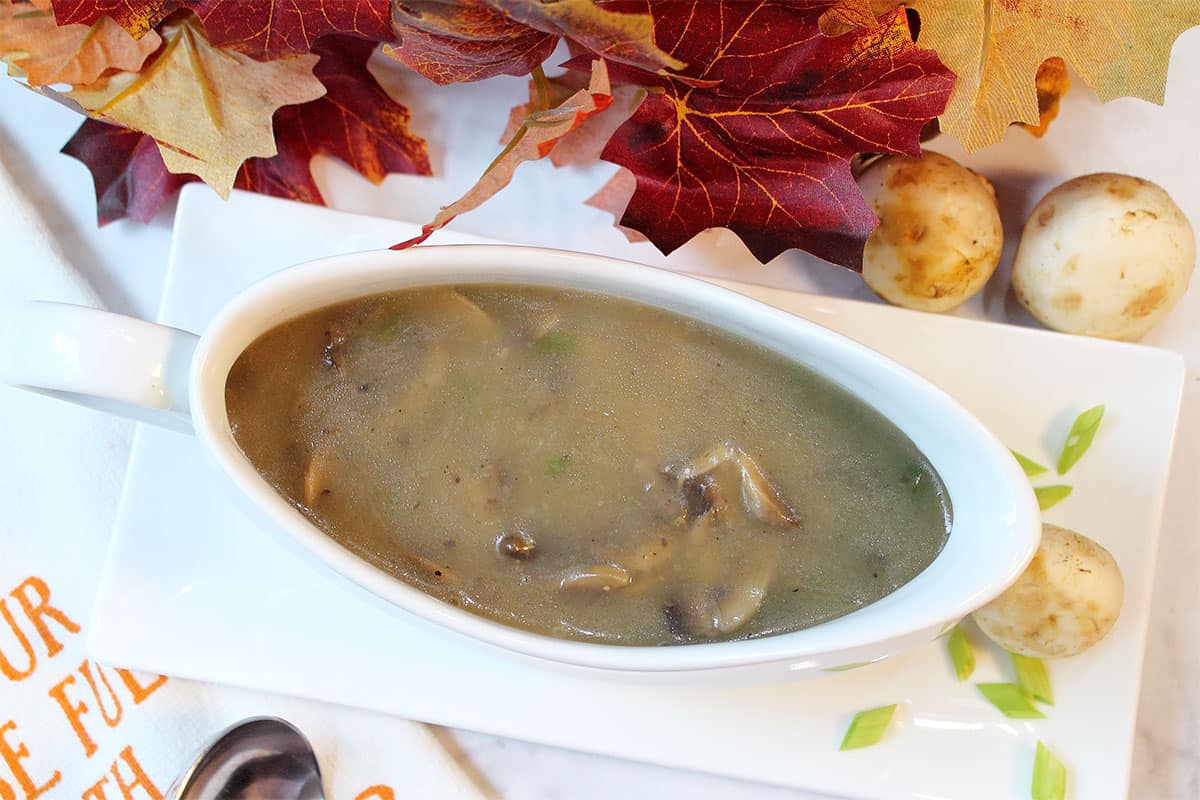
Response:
3,31,1198,798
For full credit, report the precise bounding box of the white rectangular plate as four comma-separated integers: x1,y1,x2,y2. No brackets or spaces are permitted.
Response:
91,187,1183,799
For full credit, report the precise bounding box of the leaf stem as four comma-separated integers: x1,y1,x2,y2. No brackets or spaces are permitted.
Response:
532,64,551,111
487,124,529,175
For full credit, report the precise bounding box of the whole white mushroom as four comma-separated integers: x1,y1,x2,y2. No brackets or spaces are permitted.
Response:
856,152,1003,312
1011,173,1195,341
972,524,1123,659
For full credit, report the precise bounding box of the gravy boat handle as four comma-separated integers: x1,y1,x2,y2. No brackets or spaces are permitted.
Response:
1,302,198,433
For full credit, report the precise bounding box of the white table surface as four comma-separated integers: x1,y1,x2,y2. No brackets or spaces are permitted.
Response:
3,33,1199,798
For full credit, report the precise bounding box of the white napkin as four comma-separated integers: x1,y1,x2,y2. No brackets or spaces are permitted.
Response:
0,153,488,798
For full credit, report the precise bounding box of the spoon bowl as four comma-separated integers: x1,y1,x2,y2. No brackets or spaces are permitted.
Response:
167,717,324,800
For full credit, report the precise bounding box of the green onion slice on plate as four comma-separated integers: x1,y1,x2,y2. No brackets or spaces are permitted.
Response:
1034,485,1072,510
976,683,1046,719
839,704,897,750
1032,741,1067,800
947,625,975,681
1011,450,1049,477
1011,653,1054,705
1057,405,1105,474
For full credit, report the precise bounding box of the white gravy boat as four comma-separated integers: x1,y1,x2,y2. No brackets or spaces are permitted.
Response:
3,245,1040,679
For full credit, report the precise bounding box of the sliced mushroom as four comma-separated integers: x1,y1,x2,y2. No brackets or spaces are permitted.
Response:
363,291,483,423
682,473,727,520
402,552,457,586
302,447,332,507
365,290,493,345
667,557,774,639
392,342,448,420
600,528,677,580
667,442,799,528
426,290,496,340
663,603,688,639
669,442,737,480
667,590,722,640
668,588,760,639
713,582,768,634
518,310,561,343
682,513,727,588
682,475,711,519
719,556,775,634
624,534,675,576
479,461,513,506
642,470,687,526
662,449,735,526
735,451,800,527
559,564,633,592
684,508,718,547
321,326,348,369
496,529,537,561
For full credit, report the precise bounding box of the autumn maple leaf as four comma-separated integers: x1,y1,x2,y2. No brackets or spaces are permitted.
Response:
386,0,557,84
486,0,683,73
580,1,954,269
385,0,678,84
499,68,648,244
241,36,431,196
0,0,159,85
50,0,392,60
62,34,430,224
61,119,193,225
501,67,644,168
900,0,1200,150
393,59,612,248
66,15,326,197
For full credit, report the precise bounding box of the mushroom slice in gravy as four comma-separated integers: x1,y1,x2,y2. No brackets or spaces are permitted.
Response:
560,564,634,592
670,442,799,527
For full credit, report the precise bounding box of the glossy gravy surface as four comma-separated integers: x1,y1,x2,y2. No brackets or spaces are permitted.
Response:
225,285,951,645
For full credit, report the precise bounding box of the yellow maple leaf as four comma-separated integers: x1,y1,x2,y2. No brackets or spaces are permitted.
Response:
904,0,1200,150
66,15,325,197
0,0,160,86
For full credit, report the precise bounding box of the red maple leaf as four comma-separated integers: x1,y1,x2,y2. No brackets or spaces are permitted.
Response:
268,36,430,184
62,35,430,224
50,0,391,59
579,1,955,268
61,118,192,225
384,0,678,85
385,0,556,84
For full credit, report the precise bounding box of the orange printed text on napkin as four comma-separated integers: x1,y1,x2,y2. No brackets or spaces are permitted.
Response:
0,574,168,799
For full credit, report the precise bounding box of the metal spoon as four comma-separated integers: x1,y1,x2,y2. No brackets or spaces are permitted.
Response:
167,717,325,800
